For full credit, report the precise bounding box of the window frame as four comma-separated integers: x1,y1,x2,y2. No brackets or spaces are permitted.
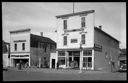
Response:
63,36,67,46
83,57,92,68
58,51,65,56
81,34,85,44
83,50,92,56
22,43,25,51
63,20,67,30
14,43,17,51
81,17,85,28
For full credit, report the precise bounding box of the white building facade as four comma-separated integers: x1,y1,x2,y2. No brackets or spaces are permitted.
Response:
52,10,95,70
10,29,31,67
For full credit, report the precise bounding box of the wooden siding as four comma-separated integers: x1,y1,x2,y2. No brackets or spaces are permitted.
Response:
94,28,119,71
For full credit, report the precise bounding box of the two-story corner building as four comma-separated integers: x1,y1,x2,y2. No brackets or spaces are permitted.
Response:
10,29,56,68
50,10,119,72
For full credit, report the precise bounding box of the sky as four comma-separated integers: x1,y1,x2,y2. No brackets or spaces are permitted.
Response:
2,2,126,49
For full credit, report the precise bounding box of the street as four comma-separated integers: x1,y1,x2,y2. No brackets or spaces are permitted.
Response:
3,68,127,81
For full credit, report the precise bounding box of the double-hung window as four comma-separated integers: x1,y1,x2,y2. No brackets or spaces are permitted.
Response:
64,36,67,46
63,20,67,30
22,43,25,50
14,43,17,51
81,34,85,44
81,17,85,27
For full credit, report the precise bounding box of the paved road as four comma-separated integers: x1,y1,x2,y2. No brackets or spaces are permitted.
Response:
3,68,126,81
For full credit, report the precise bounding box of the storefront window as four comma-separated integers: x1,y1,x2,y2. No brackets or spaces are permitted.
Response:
58,51,65,56
88,57,92,67
69,51,80,56
83,57,92,68
83,50,92,56
58,57,65,65
74,51,80,56
69,51,72,56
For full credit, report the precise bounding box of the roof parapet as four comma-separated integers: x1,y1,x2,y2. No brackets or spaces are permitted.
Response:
10,28,31,34
56,10,95,18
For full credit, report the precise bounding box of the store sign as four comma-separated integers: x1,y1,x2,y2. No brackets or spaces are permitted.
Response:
11,55,29,57
14,40,26,42
94,44,102,52
71,39,77,43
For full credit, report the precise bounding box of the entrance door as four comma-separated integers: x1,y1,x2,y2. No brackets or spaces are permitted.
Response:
68,51,80,69
52,59,55,68
83,57,92,69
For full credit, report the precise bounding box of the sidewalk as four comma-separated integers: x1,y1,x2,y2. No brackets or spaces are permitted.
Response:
7,67,110,74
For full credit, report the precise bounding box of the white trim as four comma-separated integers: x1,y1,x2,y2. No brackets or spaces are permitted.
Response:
55,51,58,69
29,56,30,67
92,49,94,70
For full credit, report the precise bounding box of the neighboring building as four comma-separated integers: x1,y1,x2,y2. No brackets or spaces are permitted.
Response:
50,10,119,72
3,40,10,68
10,29,56,68
118,49,126,68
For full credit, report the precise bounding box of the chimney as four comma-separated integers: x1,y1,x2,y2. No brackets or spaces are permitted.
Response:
99,25,102,30
40,32,43,36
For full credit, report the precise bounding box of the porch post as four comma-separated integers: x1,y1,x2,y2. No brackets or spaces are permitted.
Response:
55,51,58,69
29,53,31,67
92,50,94,70
65,51,69,68
10,58,12,67
79,50,83,73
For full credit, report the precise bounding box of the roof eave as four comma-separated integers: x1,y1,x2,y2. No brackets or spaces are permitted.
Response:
56,10,95,18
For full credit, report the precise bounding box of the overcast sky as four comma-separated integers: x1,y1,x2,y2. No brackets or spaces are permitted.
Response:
2,2,126,48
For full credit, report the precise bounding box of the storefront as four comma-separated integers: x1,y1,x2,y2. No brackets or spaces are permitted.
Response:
10,54,30,68
56,49,93,70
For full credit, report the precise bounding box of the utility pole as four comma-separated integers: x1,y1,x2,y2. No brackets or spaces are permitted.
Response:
79,42,82,73
73,2,74,13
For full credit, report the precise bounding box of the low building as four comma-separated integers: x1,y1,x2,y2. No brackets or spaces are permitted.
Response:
3,40,10,68
10,29,56,68
50,10,120,72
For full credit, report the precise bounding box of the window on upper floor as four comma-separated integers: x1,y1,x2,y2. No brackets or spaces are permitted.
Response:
63,20,67,30
81,17,85,28
63,36,67,46
14,43,17,51
22,43,25,50
81,34,85,44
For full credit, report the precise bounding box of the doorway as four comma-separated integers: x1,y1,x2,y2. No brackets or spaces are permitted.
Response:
68,51,80,69
52,59,55,68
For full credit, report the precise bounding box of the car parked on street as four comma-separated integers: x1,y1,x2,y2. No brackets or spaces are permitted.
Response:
119,64,127,72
